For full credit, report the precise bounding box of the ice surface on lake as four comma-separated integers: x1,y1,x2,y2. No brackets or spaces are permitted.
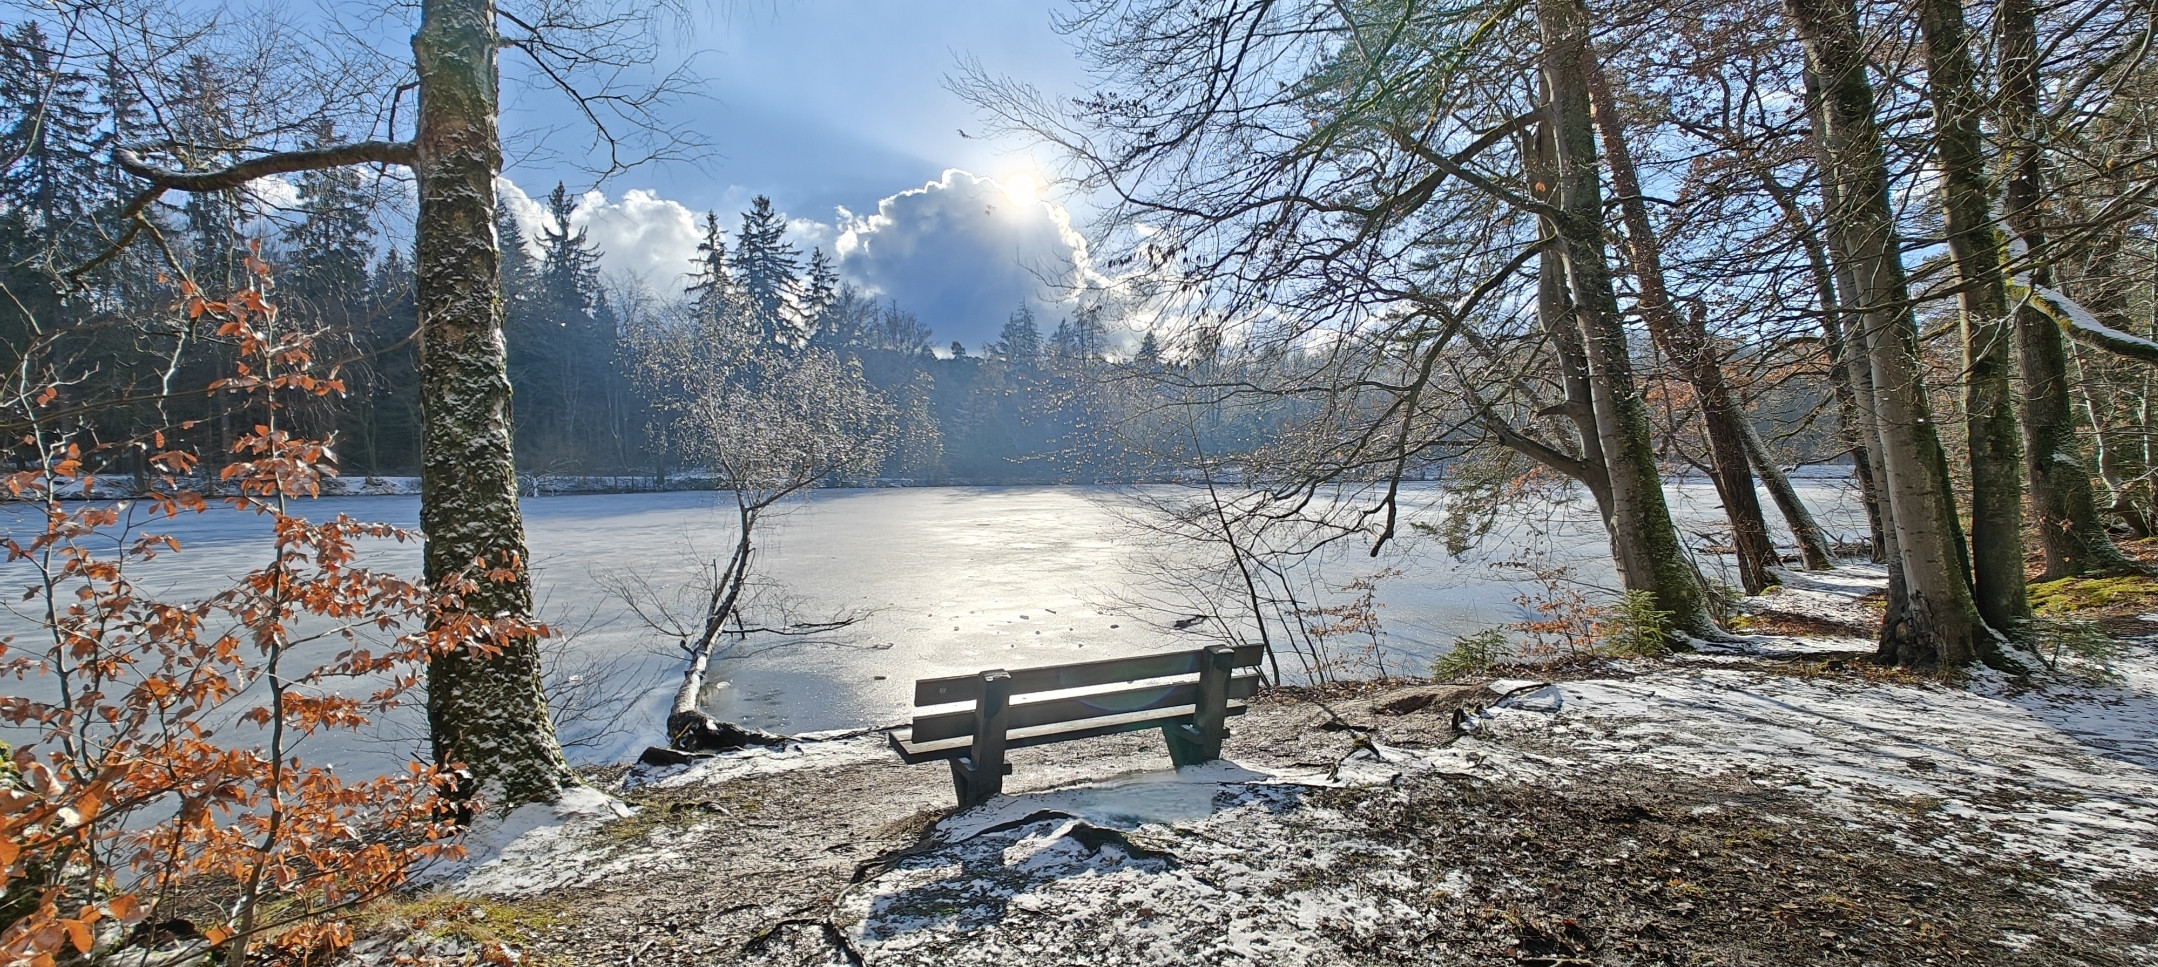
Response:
0,480,1868,768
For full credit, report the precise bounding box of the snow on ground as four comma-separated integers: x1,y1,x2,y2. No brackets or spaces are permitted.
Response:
1463,658,2158,926
420,735,897,899
416,568,2157,962
822,567,2158,961
629,732,894,790
419,786,634,897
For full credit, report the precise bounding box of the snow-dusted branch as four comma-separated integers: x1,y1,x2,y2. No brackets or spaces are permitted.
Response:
2008,279,2158,366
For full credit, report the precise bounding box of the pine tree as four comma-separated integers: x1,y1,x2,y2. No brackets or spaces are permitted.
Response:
0,22,107,261
1049,319,1079,359
537,182,602,315
284,123,375,323
802,247,838,343
729,196,800,345
995,304,1043,362
685,210,733,324
168,54,245,291
96,53,148,193
1135,330,1162,367
509,181,617,468
497,206,535,318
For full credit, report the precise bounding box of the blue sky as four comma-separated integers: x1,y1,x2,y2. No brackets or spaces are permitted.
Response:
485,1,1105,351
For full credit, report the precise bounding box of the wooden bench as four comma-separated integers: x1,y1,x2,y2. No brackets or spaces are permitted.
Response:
890,644,1265,808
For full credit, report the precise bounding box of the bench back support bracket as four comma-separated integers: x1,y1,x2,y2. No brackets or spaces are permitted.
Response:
953,669,1012,808
1163,645,1234,767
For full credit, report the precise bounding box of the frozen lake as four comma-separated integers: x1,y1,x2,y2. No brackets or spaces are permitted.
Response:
0,479,1867,765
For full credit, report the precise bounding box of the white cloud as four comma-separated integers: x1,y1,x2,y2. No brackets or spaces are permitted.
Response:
498,180,704,292
493,171,1122,351
246,175,301,214
831,169,1105,351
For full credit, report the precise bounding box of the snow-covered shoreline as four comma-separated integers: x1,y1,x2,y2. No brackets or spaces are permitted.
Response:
356,566,2157,965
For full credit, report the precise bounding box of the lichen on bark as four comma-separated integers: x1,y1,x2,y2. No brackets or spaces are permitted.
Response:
414,0,577,808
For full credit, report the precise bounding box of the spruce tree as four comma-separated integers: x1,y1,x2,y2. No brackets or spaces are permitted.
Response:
168,54,245,291
802,247,838,343
96,53,149,193
686,210,733,324
0,22,105,261
1135,330,1162,367
537,182,602,315
729,195,799,345
497,206,535,319
1049,319,1079,359
284,123,375,323
511,181,615,467
995,304,1042,362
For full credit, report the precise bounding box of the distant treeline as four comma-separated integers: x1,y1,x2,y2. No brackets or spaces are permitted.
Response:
0,16,1185,485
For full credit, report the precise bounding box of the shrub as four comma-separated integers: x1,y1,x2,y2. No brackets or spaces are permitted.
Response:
2021,615,2125,682
1434,628,1511,679
0,262,518,965
1599,589,1674,658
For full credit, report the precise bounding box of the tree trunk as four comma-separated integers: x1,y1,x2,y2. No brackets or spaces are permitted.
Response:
1584,54,1784,591
1788,0,2006,669
1915,0,2030,633
415,0,577,807
2064,252,2158,540
1759,170,1887,562
1995,0,2137,577
1539,0,1717,639
1518,119,1616,523
1735,413,1835,570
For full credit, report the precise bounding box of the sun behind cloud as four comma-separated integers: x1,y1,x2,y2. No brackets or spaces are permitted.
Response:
997,171,1041,208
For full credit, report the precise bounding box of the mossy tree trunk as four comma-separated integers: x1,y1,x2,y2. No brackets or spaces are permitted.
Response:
1996,0,2138,577
1538,0,1717,640
1914,0,2031,633
414,0,577,807
1787,0,2008,669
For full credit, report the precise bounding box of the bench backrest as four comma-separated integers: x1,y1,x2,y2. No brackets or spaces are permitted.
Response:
906,644,1264,742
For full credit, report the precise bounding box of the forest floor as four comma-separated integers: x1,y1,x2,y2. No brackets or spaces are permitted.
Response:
347,561,2158,967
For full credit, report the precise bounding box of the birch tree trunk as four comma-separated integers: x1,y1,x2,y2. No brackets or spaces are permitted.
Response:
1583,54,1788,590
415,0,577,806
1914,0,2030,633
1996,0,2137,576
1788,0,2006,669
1539,0,1717,639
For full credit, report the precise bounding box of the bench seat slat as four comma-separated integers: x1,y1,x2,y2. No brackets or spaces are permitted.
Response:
889,700,1250,764
913,643,1265,706
906,671,1260,743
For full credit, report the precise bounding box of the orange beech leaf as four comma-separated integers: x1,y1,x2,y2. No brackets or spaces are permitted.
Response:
105,896,141,922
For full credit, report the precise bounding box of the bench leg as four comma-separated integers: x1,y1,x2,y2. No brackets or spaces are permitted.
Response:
950,757,985,808
1162,724,1209,768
